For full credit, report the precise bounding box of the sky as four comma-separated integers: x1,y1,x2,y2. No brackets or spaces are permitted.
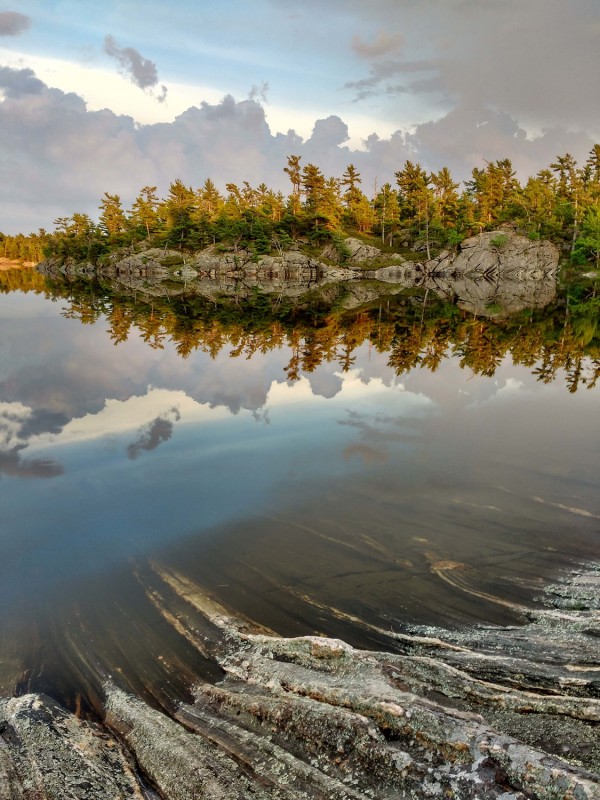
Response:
0,0,599,234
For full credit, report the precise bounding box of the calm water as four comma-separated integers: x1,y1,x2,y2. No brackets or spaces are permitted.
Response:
0,276,599,709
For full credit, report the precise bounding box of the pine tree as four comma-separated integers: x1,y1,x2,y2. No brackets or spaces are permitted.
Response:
130,186,160,238
99,193,126,239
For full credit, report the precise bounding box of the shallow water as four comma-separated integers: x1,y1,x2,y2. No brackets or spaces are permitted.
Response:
0,279,598,709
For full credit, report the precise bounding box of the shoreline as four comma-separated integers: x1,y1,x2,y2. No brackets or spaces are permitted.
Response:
1,562,598,799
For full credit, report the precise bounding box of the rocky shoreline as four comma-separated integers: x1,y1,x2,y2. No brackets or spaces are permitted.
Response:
1,563,598,799
38,229,560,318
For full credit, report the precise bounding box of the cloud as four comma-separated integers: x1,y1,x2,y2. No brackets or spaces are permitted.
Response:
103,34,167,102
351,30,404,59
126,406,181,459
0,450,63,478
0,65,44,97
405,102,594,186
248,82,269,104
0,65,595,236
306,115,350,150
345,58,436,101
0,11,31,36
341,0,600,137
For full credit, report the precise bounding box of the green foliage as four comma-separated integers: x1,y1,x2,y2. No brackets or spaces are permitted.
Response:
573,205,600,267
8,143,600,268
160,255,185,267
490,233,509,249
330,231,352,262
446,229,465,250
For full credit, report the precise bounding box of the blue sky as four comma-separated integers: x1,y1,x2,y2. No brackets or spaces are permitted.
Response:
1,0,599,233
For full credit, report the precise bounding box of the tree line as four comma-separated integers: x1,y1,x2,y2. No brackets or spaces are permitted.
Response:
2,146,600,266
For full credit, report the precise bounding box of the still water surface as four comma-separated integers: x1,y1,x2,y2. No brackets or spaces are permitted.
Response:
0,282,598,708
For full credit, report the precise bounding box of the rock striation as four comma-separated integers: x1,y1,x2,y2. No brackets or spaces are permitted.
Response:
0,693,145,799
424,230,560,280
1,564,599,799
413,230,560,316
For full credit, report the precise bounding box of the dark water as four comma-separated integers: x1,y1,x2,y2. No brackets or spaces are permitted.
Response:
0,276,599,711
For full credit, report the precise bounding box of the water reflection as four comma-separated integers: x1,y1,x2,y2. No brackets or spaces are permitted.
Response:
30,262,600,390
0,269,599,708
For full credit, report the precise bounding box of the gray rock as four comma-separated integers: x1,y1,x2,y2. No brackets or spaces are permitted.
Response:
322,237,384,264
0,693,144,799
425,231,560,278
419,271,557,317
1,566,599,799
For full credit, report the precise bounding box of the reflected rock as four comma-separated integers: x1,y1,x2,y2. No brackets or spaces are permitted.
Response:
420,231,559,317
420,272,557,317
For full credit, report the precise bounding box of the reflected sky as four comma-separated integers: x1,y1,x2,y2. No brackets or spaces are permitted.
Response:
1,288,599,636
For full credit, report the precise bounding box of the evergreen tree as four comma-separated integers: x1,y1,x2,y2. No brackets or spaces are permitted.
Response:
164,179,197,247
574,205,600,267
374,183,401,245
130,186,160,238
99,193,126,240
284,155,302,219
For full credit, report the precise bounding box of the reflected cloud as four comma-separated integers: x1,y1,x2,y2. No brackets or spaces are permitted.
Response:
0,450,63,479
343,442,388,465
466,377,527,409
337,390,435,465
126,407,181,460
0,402,64,479
252,408,272,425
0,401,31,450
26,388,229,452
340,408,430,436
9,366,437,476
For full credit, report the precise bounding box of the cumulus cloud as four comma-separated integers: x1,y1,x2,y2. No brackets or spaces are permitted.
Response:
103,34,167,102
126,406,181,459
306,115,350,150
404,102,594,186
0,65,44,96
0,65,595,235
0,11,31,36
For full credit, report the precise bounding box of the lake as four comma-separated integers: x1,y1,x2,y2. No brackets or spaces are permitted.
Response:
0,269,598,713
